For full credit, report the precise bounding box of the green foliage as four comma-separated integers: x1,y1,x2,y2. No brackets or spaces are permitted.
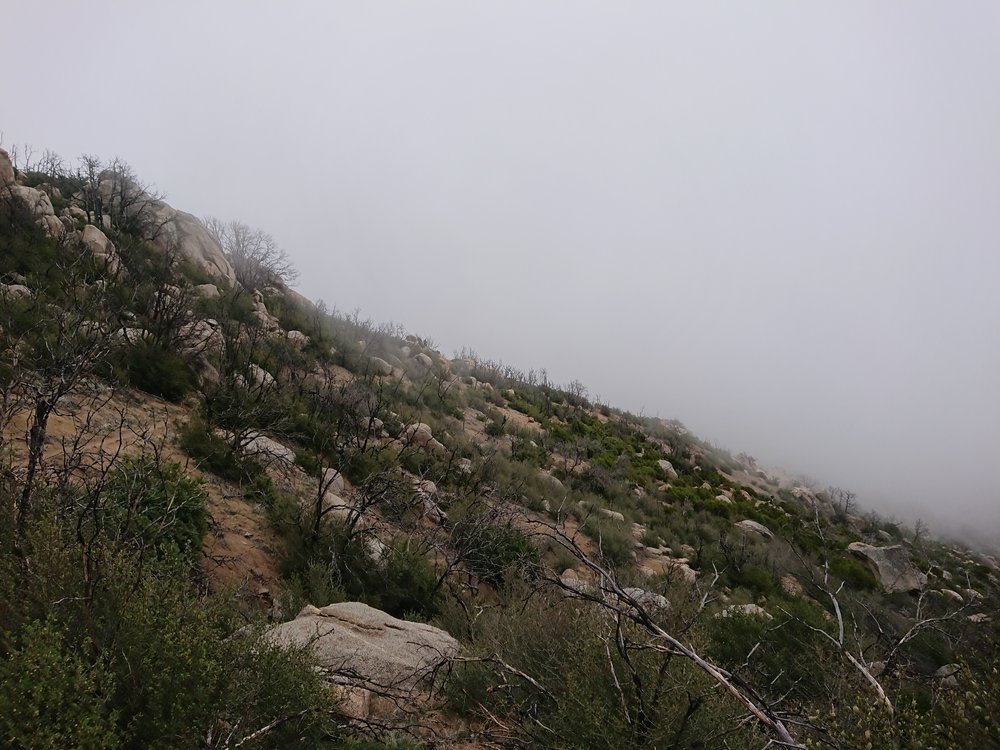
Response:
581,516,634,568
0,619,121,749
453,512,540,587
99,456,208,567
179,417,242,477
705,598,836,702
830,555,879,591
115,341,195,401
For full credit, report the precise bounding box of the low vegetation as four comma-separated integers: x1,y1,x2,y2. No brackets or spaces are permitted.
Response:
1,147,998,748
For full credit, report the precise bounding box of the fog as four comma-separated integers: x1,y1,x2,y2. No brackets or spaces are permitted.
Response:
4,2,999,543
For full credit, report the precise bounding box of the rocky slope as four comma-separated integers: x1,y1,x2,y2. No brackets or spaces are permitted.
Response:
1,144,998,749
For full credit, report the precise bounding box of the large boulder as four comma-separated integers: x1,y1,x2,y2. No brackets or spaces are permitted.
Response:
657,459,678,480
847,542,927,593
735,519,774,540
369,356,393,376
145,202,236,283
240,431,296,467
402,423,445,452
79,224,120,271
178,319,225,359
265,602,459,691
6,184,54,217
622,587,670,613
0,148,13,185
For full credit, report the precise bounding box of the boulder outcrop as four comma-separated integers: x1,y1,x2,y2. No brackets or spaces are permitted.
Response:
847,542,927,593
145,203,236,283
0,148,14,185
266,602,459,691
80,224,121,271
735,519,774,540
657,459,678,480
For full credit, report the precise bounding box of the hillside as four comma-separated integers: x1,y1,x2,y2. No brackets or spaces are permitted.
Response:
1,146,998,749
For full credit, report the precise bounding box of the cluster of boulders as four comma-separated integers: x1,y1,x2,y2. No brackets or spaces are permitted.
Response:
0,148,236,284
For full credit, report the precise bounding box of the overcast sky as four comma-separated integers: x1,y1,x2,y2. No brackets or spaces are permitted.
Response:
4,2,999,542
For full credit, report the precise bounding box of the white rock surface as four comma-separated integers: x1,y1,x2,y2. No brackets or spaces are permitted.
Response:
266,602,459,690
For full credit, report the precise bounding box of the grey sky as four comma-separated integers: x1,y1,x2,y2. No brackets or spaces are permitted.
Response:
5,2,999,541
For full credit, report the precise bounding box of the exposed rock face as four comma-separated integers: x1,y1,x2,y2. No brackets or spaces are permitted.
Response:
6,184,55,217
79,225,120,271
178,319,225,359
599,508,626,523
0,148,14,185
735,519,774,540
145,203,236,283
848,542,927,593
38,214,66,238
266,602,459,691
413,352,433,369
194,283,220,298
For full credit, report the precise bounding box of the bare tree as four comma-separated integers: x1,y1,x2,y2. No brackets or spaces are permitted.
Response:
205,217,298,291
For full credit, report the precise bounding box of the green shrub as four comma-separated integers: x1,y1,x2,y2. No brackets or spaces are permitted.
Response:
117,341,195,401
830,556,878,591
0,619,121,750
100,456,208,567
453,513,539,587
582,516,633,568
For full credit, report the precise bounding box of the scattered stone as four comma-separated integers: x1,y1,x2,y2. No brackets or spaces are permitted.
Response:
599,508,625,523
717,604,773,620
178,319,225,359
248,363,275,389
322,468,346,496
413,352,433,369
0,283,32,299
559,569,595,595
402,423,445,452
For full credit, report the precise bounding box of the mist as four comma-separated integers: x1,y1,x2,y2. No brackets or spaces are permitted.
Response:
4,2,999,543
